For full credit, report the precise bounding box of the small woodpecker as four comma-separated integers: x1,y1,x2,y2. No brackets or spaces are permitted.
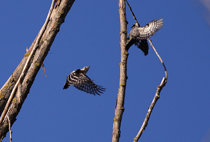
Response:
126,19,163,55
63,66,105,95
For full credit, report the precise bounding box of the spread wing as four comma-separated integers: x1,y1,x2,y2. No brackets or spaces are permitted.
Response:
138,19,163,39
73,73,105,95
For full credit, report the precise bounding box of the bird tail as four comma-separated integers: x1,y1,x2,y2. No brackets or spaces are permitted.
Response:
136,39,149,56
63,82,70,89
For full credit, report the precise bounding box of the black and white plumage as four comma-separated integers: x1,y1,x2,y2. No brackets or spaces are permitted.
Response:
63,66,105,95
126,19,163,55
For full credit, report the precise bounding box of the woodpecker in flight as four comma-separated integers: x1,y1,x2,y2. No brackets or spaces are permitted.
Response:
126,18,163,55
63,66,105,95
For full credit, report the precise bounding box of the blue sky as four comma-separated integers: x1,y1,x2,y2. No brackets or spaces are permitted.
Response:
0,0,210,142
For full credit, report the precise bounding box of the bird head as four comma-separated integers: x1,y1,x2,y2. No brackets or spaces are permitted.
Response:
131,23,140,28
80,66,90,74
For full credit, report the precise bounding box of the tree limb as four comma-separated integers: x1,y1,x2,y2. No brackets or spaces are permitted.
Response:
124,1,167,141
125,0,139,26
0,0,56,125
112,0,128,142
133,39,167,142
0,0,75,139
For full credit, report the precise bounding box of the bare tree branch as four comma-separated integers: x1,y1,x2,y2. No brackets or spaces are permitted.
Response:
124,1,167,141
0,0,75,139
0,0,56,125
148,39,167,78
112,0,128,142
133,39,167,142
125,0,139,26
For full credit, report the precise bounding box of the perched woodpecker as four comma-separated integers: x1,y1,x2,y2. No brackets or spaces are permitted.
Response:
63,66,105,95
126,19,163,55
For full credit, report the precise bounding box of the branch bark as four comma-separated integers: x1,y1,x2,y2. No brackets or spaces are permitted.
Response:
6,116,12,142
0,0,75,139
112,0,128,142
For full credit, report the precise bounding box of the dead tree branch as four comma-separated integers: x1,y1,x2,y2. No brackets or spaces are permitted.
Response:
0,0,56,124
0,0,75,139
124,1,167,141
125,0,139,26
148,39,167,78
112,0,128,142
133,39,167,142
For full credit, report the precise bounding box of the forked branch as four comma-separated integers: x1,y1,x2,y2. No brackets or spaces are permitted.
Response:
125,1,167,141
133,39,167,142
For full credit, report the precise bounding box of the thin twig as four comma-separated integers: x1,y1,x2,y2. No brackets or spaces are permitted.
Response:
6,115,12,142
112,0,128,142
148,39,167,78
42,63,47,78
133,39,167,142
125,0,140,26
0,0,56,124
